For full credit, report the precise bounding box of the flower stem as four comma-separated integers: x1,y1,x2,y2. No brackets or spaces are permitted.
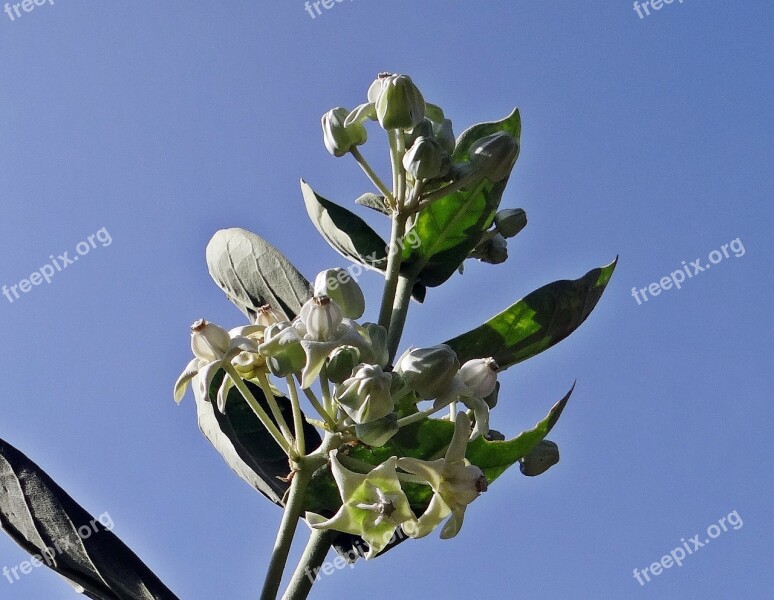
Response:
259,461,314,600
286,376,305,456
280,529,335,600
258,372,296,449
302,386,336,430
396,407,436,428
223,364,295,459
350,147,395,208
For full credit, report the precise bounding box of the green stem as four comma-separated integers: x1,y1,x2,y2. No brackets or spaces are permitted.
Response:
302,387,336,430
386,268,418,362
280,530,334,600
223,364,294,458
259,462,313,600
286,376,305,456
377,213,407,330
396,407,436,428
350,147,395,208
258,372,295,448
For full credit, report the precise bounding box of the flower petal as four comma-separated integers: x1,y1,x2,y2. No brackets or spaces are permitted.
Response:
174,358,200,403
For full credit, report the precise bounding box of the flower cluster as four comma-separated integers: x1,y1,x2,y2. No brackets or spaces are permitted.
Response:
174,264,501,550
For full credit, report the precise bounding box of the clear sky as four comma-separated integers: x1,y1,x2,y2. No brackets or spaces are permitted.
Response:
1,1,772,599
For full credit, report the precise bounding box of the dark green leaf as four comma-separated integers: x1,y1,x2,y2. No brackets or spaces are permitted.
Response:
0,438,179,600
445,259,617,370
404,110,521,287
206,228,311,322
197,371,322,506
301,180,388,270
354,193,390,215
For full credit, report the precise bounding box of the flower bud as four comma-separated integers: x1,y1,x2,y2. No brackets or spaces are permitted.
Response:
469,132,520,182
367,72,391,103
403,118,434,148
190,319,231,361
267,345,306,377
471,233,508,265
374,74,425,130
354,413,399,447
402,136,445,181
432,119,456,154
261,322,306,377
494,208,527,239
322,107,367,158
458,357,499,398
335,364,395,424
313,268,365,319
255,304,283,327
395,344,460,400
519,440,560,477
327,345,361,384
299,295,344,341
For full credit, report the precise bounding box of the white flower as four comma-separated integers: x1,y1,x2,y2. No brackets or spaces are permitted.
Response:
173,320,262,412
397,413,487,539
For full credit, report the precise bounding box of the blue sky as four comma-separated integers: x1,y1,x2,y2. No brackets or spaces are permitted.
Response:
1,1,772,598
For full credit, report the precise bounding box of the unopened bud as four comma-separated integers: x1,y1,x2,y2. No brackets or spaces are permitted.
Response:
395,344,460,400
433,119,456,154
336,364,395,424
299,295,343,341
190,319,230,361
494,208,527,238
469,132,519,182
458,357,499,398
256,304,283,327
375,74,425,130
327,345,361,384
261,322,306,377
519,440,560,476
402,136,445,181
322,107,367,158
313,268,365,319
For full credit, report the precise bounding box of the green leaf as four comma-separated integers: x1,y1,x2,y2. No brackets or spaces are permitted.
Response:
0,438,179,600
404,109,521,288
301,180,389,270
206,227,311,322
445,258,617,370
197,371,322,506
466,384,572,482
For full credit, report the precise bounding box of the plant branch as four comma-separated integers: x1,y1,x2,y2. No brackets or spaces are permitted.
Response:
280,529,335,600
386,267,418,362
259,462,313,600
377,212,407,330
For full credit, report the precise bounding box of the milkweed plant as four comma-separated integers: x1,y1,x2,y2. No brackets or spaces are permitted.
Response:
170,73,616,599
